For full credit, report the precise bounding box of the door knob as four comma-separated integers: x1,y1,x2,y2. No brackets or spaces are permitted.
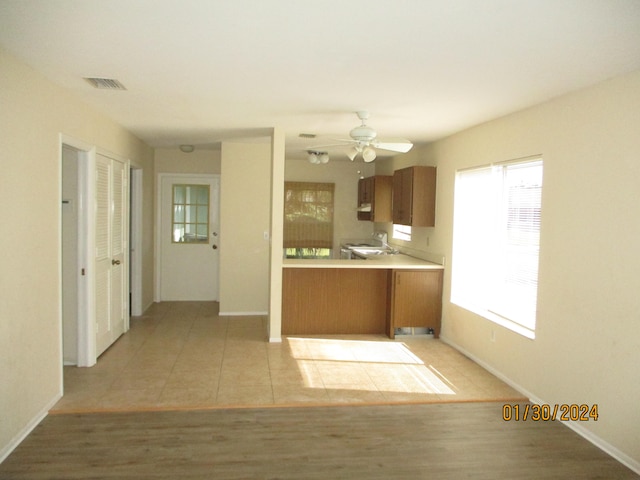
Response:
112,259,121,265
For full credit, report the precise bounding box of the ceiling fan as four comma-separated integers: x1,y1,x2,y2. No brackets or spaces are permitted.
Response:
307,111,413,163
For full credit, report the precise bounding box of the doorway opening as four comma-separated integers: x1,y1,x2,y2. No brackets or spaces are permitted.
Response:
61,142,90,366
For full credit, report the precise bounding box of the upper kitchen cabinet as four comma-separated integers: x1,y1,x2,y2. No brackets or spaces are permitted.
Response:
392,166,436,227
357,175,392,222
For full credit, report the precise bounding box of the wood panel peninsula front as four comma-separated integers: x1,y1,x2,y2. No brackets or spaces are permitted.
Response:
282,255,444,339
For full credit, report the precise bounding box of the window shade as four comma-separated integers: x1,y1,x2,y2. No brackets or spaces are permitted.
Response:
452,158,543,334
283,182,335,249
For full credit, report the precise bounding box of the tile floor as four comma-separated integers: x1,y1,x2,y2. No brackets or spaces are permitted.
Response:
52,301,526,413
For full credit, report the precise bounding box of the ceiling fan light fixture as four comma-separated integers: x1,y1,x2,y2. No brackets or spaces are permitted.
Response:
307,150,329,164
346,146,359,161
362,146,376,162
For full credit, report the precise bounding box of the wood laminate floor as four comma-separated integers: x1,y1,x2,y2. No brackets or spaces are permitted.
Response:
52,301,526,413
1,402,638,479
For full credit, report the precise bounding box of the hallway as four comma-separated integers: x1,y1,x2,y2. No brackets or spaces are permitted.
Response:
53,302,525,413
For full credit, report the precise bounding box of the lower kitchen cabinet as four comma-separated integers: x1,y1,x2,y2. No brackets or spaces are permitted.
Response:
282,266,444,338
282,268,388,335
387,269,443,339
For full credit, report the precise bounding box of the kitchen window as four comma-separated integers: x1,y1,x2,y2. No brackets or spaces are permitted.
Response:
283,182,334,258
393,224,412,241
451,157,543,338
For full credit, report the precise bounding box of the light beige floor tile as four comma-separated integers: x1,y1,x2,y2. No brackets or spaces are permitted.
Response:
100,388,164,409
222,344,268,358
215,384,274,406
58,302,526,413
366,364,451,394
325,387,387,404
379,390,443,403
269,364,323,387
109,372,170,391
172,355,223,374
272,384,331,405
157,387,217,408
315,361,374,386
218,366,271,387
266,353,302,371
164,370,220,390
52,391,105,411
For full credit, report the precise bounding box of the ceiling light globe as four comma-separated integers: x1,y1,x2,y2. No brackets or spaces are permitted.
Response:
319,153,329,164
362,147,376,162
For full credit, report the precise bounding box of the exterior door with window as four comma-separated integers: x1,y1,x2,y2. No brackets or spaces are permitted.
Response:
95,153,128,356
159,175,220,301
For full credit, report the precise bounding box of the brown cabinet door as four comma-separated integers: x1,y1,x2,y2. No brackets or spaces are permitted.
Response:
392,166,436,227
358,176,392,222
358,177,372,203
390,269,442,338
392,168,413,225
357,177,372,221
282,268,388,335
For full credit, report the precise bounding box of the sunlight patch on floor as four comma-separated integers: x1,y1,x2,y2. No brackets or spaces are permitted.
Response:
287,337,455,395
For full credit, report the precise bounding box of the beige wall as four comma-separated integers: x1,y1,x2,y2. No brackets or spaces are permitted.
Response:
285,159,376,255
0,48,154,459
219,142,272,314
154,147,221,175
376,70,640,467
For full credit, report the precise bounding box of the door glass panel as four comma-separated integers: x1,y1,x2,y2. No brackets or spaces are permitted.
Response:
196,224,208,239
174,205,185,223
172,184,210,243
197,205,208,223
197,187,209,204
185,205,198,222
174,185,185,204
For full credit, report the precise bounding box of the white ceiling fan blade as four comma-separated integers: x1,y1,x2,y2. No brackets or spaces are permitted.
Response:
372,137,413,153
308,142,353,150
308,137,359,149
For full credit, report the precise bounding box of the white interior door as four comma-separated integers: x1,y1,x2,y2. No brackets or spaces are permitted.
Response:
159,175,220,301
95,153,128,356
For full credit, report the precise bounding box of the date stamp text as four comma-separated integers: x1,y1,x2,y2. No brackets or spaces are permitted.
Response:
502,403,598,422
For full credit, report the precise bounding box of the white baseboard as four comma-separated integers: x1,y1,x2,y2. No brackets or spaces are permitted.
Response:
140,299,154,316
0,392,62,463
440,335,640,475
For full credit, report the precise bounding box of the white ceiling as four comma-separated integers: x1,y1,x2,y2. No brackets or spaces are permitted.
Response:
1,0,640,160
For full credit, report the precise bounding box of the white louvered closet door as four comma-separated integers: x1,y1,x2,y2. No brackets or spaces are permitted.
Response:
95,153,128,356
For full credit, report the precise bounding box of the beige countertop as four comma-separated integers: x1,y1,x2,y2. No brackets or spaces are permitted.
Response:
283,253,444,270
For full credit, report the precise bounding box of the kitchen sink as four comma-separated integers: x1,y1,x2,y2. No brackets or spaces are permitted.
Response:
349,246,399,256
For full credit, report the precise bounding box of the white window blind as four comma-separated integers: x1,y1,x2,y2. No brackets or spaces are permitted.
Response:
451,158,543,336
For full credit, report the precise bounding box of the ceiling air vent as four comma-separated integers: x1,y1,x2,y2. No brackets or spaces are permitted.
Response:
299,133,316,139
84,77,127,90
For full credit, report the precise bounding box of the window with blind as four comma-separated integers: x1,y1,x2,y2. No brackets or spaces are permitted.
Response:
284,182,335,259
451,157,543,338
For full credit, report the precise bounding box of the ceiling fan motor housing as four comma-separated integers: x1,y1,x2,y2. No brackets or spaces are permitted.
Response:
349,125,377,143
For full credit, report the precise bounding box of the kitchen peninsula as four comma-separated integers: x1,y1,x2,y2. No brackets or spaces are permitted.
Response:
282,254,444,339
